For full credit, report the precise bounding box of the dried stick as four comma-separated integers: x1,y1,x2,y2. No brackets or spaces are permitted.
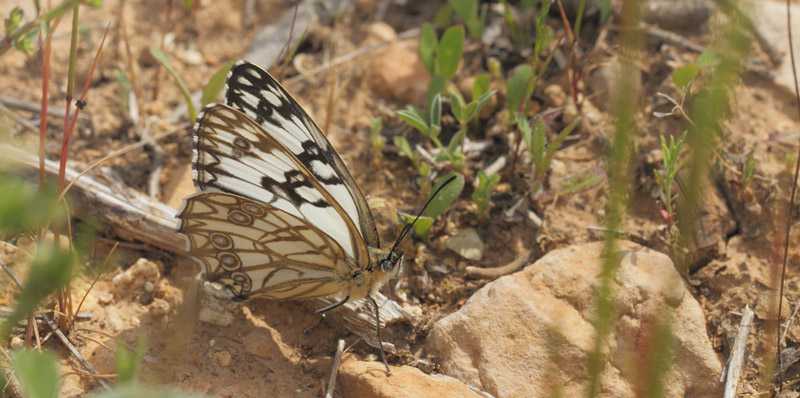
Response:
325,339,346,398
0,95,91,122
723,305,753,398
465,249,533,279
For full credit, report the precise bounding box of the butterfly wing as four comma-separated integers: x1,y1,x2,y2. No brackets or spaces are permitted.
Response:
190,104,370,268
224,61,380,248
178,191,350,299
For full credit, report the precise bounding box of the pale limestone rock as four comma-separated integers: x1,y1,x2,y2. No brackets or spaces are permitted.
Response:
427,241,722,398
338,355,488,398
367,40,430,104
111,258,161,296
444,229,485,261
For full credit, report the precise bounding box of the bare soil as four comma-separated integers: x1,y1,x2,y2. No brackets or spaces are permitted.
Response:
2,0,800,397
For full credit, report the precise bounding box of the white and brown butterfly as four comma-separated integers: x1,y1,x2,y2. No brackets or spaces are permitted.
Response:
177,61,449,374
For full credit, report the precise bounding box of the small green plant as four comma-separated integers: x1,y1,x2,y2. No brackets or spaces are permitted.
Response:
518,114,581,198
369,116,385,165
11,350,61,398
448,0,483,40
741,152,756,188
400,173,464,241
653,131,688,226
150,47,196,123
419,24,464,113
449,80,496,153
201,60,235,106
472,170,500,217
397,92,468,168
655,50,720,123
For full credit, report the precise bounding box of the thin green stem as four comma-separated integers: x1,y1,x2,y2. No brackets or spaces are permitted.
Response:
0,0,81,56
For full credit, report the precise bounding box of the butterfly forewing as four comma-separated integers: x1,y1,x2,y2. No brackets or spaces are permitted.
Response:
192,104,369,266
224,61,380,248
179,191,350,299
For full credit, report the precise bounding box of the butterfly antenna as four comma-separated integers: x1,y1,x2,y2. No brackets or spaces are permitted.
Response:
388,175,458,256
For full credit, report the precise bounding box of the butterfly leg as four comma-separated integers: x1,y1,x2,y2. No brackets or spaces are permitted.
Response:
317,296,350,315
367,295,391,376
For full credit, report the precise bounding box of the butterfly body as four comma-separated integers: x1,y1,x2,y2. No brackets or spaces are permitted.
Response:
178,61,401,305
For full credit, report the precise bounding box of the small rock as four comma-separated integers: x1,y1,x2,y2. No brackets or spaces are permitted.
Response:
751,1,800,95
367,40,430,104
105,307,124,331
243,330,277,360
338,355,486,398
754,291,791,321
179,47,204,66
444,229,484,261
149,298,171,317
212,350,232,367
368,22,396,41
427,241,722,398
10,336,23,348
95,289,114,305
111,258,161,296
587,59,622,112
198,282,238,327
543,84,567,108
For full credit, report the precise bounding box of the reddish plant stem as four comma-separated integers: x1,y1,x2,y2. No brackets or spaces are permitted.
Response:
777,0,800,390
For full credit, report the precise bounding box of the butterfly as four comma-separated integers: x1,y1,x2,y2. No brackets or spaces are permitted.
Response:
177,61,452,374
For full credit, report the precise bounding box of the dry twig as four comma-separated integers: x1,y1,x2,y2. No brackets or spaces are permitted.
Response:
325,339,346,398
723,305,753,398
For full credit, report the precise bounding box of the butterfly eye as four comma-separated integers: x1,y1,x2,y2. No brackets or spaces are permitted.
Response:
380,259,393,272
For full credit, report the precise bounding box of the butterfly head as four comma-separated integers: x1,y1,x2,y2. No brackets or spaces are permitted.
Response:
379,250,404,278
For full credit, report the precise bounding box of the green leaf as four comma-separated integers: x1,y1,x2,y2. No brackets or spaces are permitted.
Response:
672,64,698,89
150,47,196,123
544,117,581,165
470,89,496,120
424,173,464,219
433,5,455,28
449,88,466,122
393,136,416,163
395,109,430,134
507,64,532,114
12,350,60,398
0,179,62,233
429,93,442,130
424,75,448,119
472,74,490,100
448,0,481,40
400,212,435,242
742,152,756,185
6,7,23,34
115,69,131,112
448,129,464,155
419,24,437,76
531,117,546,168
201,60,235,106
91,384,204,398
516,113,532,148
695,50,720,68
1,243,75,340
117,336,146,384
280,28,309,68
437,26,464,80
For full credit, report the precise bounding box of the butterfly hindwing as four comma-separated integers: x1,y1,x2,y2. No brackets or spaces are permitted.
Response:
224,61,380,249
178,191,351,299
191,104,370,266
